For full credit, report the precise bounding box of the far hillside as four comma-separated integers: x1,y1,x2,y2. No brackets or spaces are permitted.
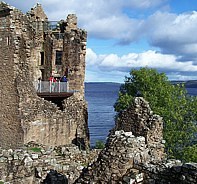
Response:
171,80,197,88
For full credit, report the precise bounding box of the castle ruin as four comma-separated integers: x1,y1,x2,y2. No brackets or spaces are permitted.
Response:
0,2,89,149
0,97,196,183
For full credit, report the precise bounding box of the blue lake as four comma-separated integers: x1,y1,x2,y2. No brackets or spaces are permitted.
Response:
85,82,197,146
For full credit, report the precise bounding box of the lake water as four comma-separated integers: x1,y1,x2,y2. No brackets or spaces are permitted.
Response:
85,82,197,147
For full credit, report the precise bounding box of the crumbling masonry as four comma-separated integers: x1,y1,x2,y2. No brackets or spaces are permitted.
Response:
0,2,89,149
75,97,197,184
0,98,196,183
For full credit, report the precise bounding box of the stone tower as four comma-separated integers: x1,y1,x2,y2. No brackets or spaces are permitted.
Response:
0,2,89,149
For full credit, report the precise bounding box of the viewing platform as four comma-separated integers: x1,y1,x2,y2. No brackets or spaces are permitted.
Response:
34,81,76,110
34,81,74,99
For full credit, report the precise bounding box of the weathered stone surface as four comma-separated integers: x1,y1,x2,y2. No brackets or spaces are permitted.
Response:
75,97,197,184
0,2,88,149
0,2,196,184
0,143,100,183
111,97,165,161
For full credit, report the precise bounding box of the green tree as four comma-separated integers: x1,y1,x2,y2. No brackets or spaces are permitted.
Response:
114,67,197,162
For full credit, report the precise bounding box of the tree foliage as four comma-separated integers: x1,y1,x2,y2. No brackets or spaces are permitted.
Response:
114,67,197,162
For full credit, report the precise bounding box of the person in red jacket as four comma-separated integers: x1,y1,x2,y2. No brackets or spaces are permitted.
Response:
49,75,56,92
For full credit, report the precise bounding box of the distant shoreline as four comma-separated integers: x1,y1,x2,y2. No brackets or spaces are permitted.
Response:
171,80,197,88
85,80,197,88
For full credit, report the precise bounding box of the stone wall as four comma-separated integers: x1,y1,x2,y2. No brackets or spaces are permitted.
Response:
0,96,196,183
43,33,53,80
26,3,47,81
75,131,197,184
26,4,87,98
19,91,89,148
62,15,87,98
0,2,89,149
135,160,197,184
112,97,165,161
0,143,100,184
0,2,34,148
75,97,197,183
75,130,151,183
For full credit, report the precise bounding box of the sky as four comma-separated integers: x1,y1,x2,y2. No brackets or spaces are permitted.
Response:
4,0,197,82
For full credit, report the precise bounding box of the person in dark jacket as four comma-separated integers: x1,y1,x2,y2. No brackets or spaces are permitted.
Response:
60,75,67,82
60,75,68,92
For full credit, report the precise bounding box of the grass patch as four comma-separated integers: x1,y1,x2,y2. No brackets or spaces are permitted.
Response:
95,140,105,149
29,147,41,152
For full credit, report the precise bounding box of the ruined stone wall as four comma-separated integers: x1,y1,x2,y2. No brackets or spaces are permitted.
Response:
75,130,197,184
0,3,34,148
135,160,197,184
51,34,64,77
75,97,196,183
76,98,166,183
75,130,151,183
0,139,196,184
27,3,48,22
43,33,53,80
62,15,87,98
19,92,89,148
112,97,165,160
26,3,48,81
63,93,89,149
0,94,196,183
0,143,100,184
0,3,89,149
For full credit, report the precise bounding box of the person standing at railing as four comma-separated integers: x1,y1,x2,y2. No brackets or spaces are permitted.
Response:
49,75,56,92
60,75,67,92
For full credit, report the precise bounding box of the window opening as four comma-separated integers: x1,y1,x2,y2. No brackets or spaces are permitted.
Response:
55,51,62,65
40,52,44,65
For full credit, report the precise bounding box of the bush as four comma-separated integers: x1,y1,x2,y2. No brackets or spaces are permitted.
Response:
95,140,105,149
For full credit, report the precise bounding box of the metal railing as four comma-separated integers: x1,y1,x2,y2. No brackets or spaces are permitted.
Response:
34,81,69,93
32,21,62,31
52,32,64,40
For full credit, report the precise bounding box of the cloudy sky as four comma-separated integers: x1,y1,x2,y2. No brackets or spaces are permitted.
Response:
5,0,197,82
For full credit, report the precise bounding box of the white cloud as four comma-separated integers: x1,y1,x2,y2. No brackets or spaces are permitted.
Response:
124,0,167,9
4,0,197,82
4,0,163,41
83,15,143,42
87,49,197,71
85,48,197,82
146,11,197,63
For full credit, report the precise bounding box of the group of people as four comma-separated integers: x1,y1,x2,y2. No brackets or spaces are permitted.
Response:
49,75,68,92
37,74,68,92
49,75,68,83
